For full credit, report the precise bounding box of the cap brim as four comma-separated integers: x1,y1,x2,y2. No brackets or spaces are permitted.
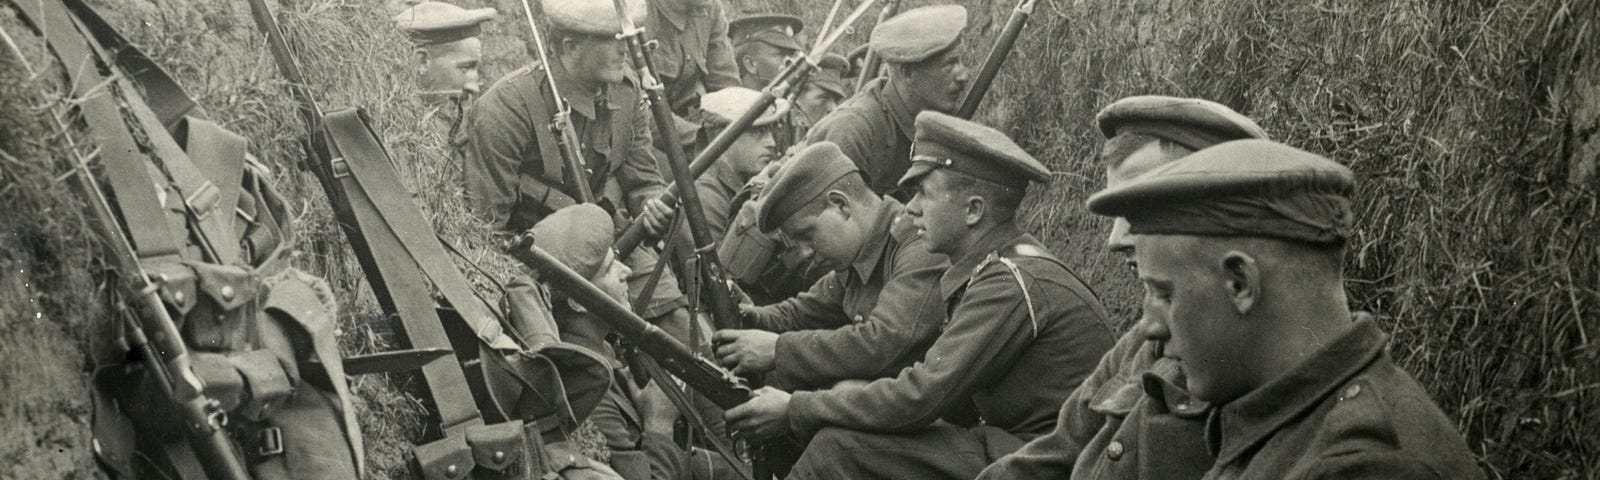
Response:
897,161,938,190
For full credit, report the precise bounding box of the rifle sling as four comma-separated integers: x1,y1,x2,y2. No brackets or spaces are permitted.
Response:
17,0,184,265
323,108,517,352
317,109,487,434
62,0,201,128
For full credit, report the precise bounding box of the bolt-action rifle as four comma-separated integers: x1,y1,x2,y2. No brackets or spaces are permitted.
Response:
54,69,253,480
956,0,1041,118
610,0,879,260
518,0,596,202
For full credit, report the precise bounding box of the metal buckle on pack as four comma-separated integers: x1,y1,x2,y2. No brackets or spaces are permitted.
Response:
330,157,351,179
258,426,284,457
184,182,222,219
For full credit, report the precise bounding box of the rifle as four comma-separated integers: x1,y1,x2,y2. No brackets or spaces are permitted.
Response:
955,0,1041,118
853,0,902,92
5,2,251,477
506,236,754,408
611,0,879,260
53,59,254,480
610,0,746,332
518,0,595,202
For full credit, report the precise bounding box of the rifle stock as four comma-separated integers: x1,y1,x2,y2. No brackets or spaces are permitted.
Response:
66,108,252,480
955,0,1040,118
506,236,754,409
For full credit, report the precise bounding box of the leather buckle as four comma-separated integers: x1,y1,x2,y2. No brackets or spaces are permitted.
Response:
258,426,284,457
330,157,352,179
184,181,221,219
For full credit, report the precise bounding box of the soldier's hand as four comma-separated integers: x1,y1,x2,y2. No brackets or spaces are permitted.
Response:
639,198,676,237
725,387,791,441
711,329,779,375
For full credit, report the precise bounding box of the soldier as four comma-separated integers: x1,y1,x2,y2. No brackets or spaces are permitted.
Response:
642,0,740,143
393,1,496,140
728,14,803,90
710,141,949,391
805,5,972,199
726,112,1114,479
792,53,849,129
1085,140,1482,479
461,0,693,340
531,204,738,480
978,95,1271,479
692,87,789,239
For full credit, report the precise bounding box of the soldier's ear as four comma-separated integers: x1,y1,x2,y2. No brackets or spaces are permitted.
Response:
1221,251,1259,315
963,194,986,228
826,190,852,217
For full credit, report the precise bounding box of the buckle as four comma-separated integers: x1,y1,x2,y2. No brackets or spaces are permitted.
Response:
184,182,221,219
258,426,284,457
330,157,351,179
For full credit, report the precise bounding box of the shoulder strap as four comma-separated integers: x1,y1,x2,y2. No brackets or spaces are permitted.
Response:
522,65,567,182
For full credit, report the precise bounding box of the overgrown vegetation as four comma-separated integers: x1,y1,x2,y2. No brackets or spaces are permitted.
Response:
1,0,1594,478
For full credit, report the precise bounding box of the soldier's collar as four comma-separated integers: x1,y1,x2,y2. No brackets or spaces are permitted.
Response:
1206,316,1386,464
880,78,918,142
847,199,901,281
938,223,1027,300
544,61,607,119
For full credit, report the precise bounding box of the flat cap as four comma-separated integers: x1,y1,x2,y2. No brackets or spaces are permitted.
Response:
729,14,804,52
899,111,1050,190
757,142,860,233
531,204,617,279
543,0,646,36
393,2,497,46
702,87,791,128
1096,96,1269,150
810,53,850,98
1086,139,1355,245
869,5,967,64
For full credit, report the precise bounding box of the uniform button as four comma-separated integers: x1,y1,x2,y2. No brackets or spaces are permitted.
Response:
1343,384,1363,399
1107,440,1124,460
1175,400,1191,412
852,314,863,323
220,285,235,301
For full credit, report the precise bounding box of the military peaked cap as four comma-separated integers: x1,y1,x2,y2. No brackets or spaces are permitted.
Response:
899,111,1050,190
1086,139,1355,245
702,87,791,128
869,5,967,64
758,142,860,233
531,204,617,279
543,0,646,36
729,14,805,52
393,2,497,46
1096,96,1269,150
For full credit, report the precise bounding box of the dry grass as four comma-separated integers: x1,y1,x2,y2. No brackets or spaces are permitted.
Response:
2,0,1595,478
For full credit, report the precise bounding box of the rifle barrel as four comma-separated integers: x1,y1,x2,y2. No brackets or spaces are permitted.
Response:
956,0,1038,118
506,237,753,408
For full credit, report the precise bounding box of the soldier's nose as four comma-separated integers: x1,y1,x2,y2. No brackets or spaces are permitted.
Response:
1133,314,1170,344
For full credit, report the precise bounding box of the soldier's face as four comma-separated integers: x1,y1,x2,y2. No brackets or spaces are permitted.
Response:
591,250,633,304
779,195,866,272
1103,141,1172,273
421,38,484,97
1133,235,1256,403
904,170,969,256
741,44,793,86
566,35,628,86
898,49,970,114
794,85,841,122
728,127,777,180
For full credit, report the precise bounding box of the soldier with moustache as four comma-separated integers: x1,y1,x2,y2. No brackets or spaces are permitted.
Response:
393,1,496,142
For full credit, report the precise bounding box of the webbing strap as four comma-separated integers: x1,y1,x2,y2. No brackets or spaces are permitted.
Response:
17,0,183,265
62,0,201,128
316,110,485,433
523,64,567,182
323,108,518,351
56,3,240,264
178,118,248,244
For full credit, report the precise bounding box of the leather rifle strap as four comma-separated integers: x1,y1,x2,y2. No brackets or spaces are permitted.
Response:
323,108,517,352
314,109,488,435
16,0,184,265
